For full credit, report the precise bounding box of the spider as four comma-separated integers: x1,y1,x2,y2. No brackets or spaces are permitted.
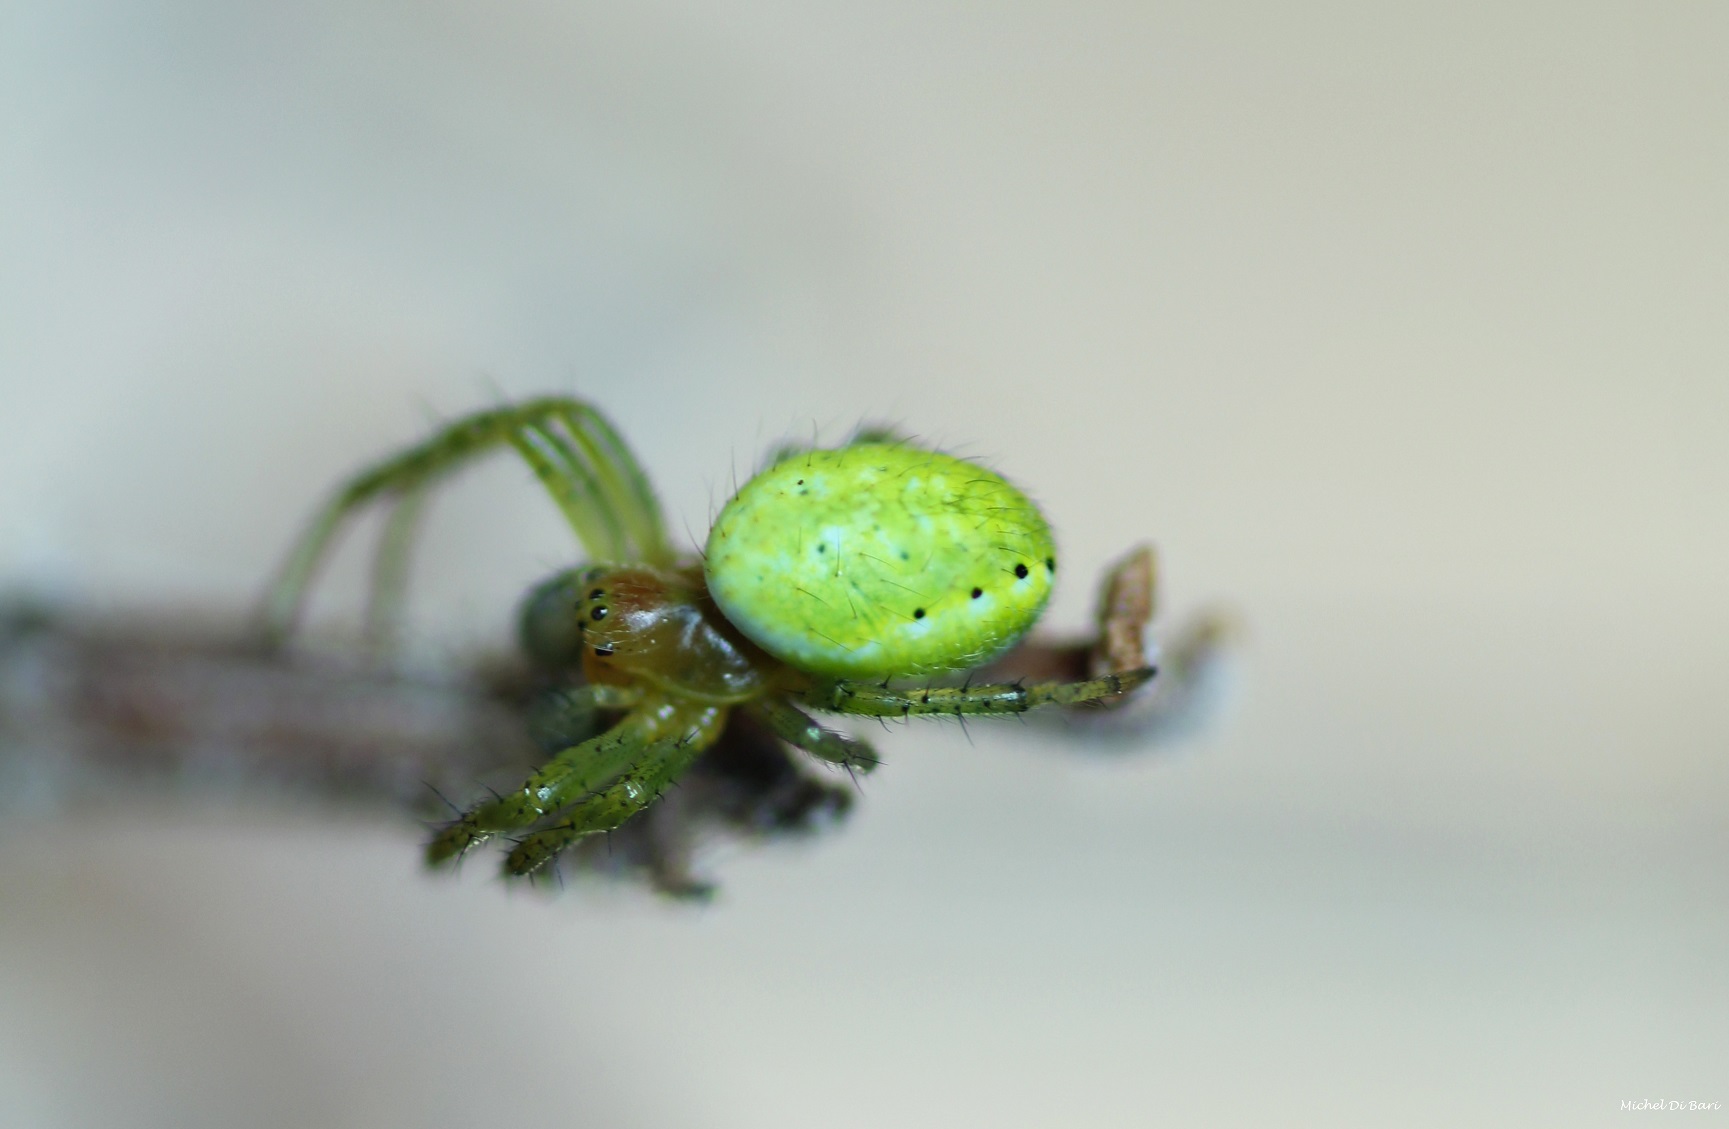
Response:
259,396,1156,878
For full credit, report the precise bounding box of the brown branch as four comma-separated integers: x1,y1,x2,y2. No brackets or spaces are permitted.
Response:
0,553,1231,894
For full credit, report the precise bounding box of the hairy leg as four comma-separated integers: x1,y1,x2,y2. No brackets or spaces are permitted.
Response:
803,667,1155,719
744,696,880,773
423,683,652,864
504,704,727,876
259,397,669,647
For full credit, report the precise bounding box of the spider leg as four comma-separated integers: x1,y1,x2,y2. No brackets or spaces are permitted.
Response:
508,422,630,561
362,481,428,654
802,667,1156,719
503,704,727,876
542,400,673,568
744,696,880,774
423,683,652,865
258,397,670,647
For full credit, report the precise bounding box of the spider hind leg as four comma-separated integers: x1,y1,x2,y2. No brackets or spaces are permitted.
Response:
804,667,1156,719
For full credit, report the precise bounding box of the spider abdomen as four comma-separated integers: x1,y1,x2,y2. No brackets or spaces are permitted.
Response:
704,442,1057,678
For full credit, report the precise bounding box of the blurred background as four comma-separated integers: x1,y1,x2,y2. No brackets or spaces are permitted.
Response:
1,1,1724,1125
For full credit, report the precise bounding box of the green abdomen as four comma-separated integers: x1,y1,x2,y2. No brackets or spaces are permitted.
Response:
704,443,1056,678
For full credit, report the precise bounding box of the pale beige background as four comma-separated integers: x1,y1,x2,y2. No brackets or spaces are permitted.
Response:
1,2,1724,1126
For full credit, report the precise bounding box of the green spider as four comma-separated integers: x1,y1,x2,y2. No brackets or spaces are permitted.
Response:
260,397,1154,878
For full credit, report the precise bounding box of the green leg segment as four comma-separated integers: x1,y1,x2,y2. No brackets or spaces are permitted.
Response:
259,397,672,648
362,483,428,653
424,685,659,866
503,704,727,876
803,668,1156,719
538,400,670,572
745,697,880,774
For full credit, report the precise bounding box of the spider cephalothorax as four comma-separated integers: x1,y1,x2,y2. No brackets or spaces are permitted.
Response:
522,564,779,700
261,397,1153,878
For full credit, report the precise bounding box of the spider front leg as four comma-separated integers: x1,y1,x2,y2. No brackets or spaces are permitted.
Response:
802,667,1155,719
504,704,728,876
258,396,673,647
424,683,655,864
